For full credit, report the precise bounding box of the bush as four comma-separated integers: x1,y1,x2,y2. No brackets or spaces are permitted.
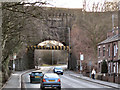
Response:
101,60,108,73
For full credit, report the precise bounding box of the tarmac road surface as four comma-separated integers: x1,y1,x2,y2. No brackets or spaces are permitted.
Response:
22,66,115,90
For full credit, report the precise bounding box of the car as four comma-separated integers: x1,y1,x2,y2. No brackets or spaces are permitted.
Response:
29,71,43,83
40,73,61,90
53,67,63,75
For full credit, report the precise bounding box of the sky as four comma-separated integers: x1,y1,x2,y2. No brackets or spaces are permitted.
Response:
26,0,119,11
44,0,83,8
40,0,117,9
45,0,103,8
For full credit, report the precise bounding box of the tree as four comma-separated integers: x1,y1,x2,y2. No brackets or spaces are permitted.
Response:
71,1,118,71
82,0,119,12
1,1,48,84
101,60,108,73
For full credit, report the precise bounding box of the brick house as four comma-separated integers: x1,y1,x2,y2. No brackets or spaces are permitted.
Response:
97,28,120,83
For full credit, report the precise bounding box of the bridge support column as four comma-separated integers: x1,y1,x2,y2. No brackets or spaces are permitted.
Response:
27,49,35,69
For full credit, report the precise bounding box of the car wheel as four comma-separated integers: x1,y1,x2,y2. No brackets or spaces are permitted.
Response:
30,80,32,83
41,86,44,90
57,87,61,90
61,73,63,75
40,85,44,90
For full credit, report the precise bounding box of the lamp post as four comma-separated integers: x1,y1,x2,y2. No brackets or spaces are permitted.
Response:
38,58,41,69
89,60,92,78
80,53,82,74
13,53,16,73
80,53,84,74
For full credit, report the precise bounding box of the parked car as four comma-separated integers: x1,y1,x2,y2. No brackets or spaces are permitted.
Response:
53,67,63,75
29,71,43,83
41,73,61,90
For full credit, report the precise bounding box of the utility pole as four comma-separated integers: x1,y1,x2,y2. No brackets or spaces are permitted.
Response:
89,60,92,78
13,53,16,73
80,53,81,74
80,52,84,74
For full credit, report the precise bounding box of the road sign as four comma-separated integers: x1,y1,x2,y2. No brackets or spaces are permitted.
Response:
13,53,16,60
80,54,84,60
80,66,82,70
13,63,15,69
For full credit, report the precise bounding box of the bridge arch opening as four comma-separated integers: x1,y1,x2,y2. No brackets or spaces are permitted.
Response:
37,40,65,47
32,40,69,68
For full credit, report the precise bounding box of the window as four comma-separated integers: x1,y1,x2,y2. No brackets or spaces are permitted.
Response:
98,48,100,57
117,62,118,74
103,47,105,56
108,63,110,73
113,63,116,73
114,44,116,56
116,45,118,53
108,45,110,57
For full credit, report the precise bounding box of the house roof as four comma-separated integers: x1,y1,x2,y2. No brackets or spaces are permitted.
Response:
98,34,120,45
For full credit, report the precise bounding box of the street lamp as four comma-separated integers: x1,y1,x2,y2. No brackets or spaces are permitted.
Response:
80,53,84,74
13,53,16,73
89,60,92,78
38,58,41,69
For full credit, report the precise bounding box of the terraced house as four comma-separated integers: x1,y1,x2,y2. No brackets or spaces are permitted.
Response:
97,27,120,83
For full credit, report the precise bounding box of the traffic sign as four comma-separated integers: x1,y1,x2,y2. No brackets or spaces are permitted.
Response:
13,53,16,59
13,64,15,69
80,54,84,60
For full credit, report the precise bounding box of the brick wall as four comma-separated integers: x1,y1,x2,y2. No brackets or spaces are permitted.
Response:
98,41,119,73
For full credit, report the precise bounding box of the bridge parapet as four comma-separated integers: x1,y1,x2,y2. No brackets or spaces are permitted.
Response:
26,45,70,51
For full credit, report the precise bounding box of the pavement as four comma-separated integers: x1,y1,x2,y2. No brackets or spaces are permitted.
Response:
1,69,34,89
69,73,120,89
1,69,120,89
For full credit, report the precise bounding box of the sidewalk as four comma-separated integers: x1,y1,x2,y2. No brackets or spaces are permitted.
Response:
1,69,34,89
69,73,120,89
1,69,120,89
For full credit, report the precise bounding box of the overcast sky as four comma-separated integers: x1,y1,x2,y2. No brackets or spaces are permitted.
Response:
26,0,118,9
44,0,102,8
40,0,116,9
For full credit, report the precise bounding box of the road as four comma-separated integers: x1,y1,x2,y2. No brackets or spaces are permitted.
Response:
22,66,114,89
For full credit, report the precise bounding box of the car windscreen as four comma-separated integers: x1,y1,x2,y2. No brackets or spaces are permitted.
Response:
55,67,62,70
32,72,43,76
44,74,59,78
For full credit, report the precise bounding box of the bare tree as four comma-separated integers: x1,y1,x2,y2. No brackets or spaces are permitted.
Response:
82,0,119,12
1,1,48,84
71,1,118,71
